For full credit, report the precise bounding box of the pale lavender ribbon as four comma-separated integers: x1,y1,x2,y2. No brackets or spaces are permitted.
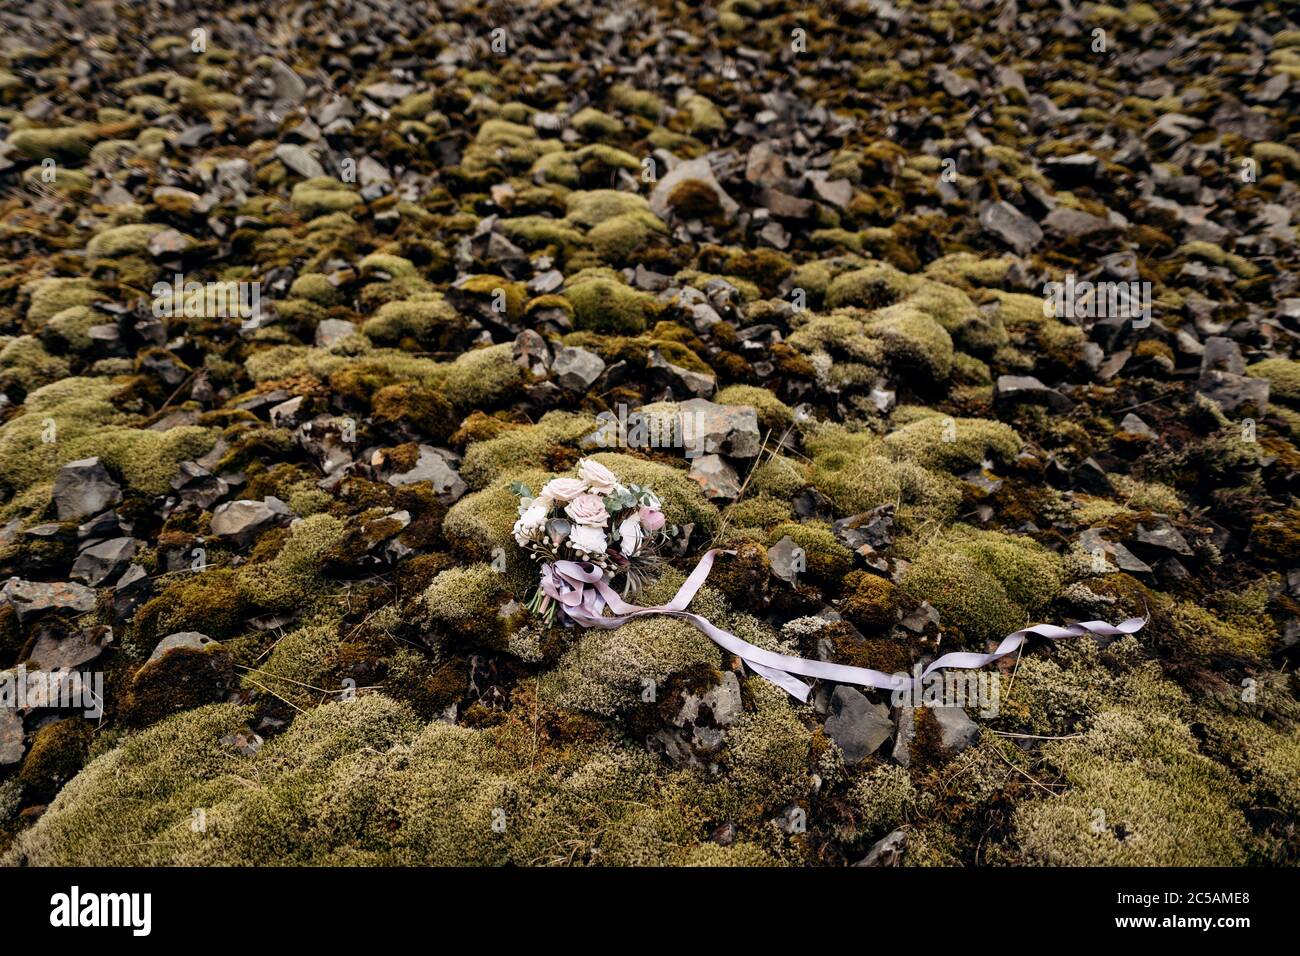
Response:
540,549,1146,703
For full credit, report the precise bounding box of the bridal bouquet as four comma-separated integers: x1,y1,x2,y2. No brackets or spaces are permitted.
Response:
512,458,677,624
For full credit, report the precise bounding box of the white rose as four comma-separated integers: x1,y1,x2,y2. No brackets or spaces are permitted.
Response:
512,499,551,545
617,514,643,556
576,458,619,495
568,523,608,557
540,477,587,502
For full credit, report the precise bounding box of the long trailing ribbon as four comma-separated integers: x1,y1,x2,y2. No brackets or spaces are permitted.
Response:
540,548,1146,703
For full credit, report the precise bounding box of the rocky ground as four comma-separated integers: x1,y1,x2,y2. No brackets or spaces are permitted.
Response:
0,0,1298,866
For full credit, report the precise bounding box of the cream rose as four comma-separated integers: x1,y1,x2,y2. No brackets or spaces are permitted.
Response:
568,524,608,556
565,493,609,527
540,476,587,502
576,458,619,495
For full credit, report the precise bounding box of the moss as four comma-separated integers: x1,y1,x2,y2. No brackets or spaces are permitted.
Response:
288,273,341,306
843,764,916,839
679,94,725,134
883,415,1022,472
723,493,794,529
803,421,960,522
85,223,169,259
825,262,917,310
24,276,101,325
120,644,236,727
714,385,794,433
0,379,216,495
840,571,901,631
43,306,103,351
418,563,523,650
362,296,462,349
748,454,807,499
609,83,665,119
132,568,248,646
1247,357,1300,403
571,106,624,139
900,526,1063,641
291,177,361,216
6,124,95,161
563,274,660,333
459,411,597,489
0,335,70,393
1016,706,1252,865
542,617,720,716
587,216,657,262
766,521,853,583
864,305,954,381
17,718,93,801
371,382,458,442
680,842,781,866
238,513,347,615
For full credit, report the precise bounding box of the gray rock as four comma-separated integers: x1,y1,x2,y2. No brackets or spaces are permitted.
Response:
979,200,1043,255
315,318,355,348
688,454,741,500
148,631,218,663
1119,413,1158,439
1079,528,1153,575
1133,517,1192,556
768,535,805,584
209,496,293,546
1200,336,1246,378
551,346,605,391
824,686,893,765
113,564,151,623
0,579,97,623
28,627,107,670
0,704,22,766
1197,371,1269,415
649,157,739,222
512,329,551,375
273,144,325,179
853,829,908,866
892,706,979,767
70,536,137,587
385,445,467,503
1043,207,1120,240
847,832,909,868
53,457,122,521
677,398,761,458
649,346,715,398
995,374,1073,412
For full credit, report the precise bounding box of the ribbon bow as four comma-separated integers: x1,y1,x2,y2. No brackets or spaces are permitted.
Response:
540,549,1145,703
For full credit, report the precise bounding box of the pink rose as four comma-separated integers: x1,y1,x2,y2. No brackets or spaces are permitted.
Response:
540,476,587,502
576,458,619,494
565,493,609,527
639,507,665,532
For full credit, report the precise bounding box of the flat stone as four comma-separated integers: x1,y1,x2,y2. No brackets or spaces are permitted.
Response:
53,457,122,521
648,347,715,398
824,686,893,765
853,829,908,867
688,454,741,500
0,705,22,766
994,375,1073,412
1133,517,1193,556
892,705,979,767
768,535,805,584
385,445,467,503
979,200,1042,255
1079,528,1153,575
70,536,137,587
209,496,293,546
148,631,218,663
649,157,739,222
1119,413,1158,439
0,579,97,623
315,318,355,347
1043,207,1120,240
551,346,605,391
28,627,106,670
